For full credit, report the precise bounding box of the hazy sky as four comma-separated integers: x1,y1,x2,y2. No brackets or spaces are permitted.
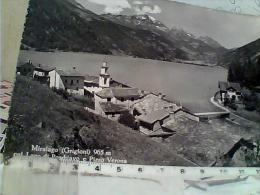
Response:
76,0,260,49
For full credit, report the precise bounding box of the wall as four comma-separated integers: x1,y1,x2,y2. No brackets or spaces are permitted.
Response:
94,95,107,113
84,86,102,94
33,70,47,77
99,76,110,88
227,90,241,101
112,98,139,110
62,76,84,90
49,70,65,90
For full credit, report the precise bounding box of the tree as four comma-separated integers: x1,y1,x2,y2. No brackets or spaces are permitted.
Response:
118,112,137,130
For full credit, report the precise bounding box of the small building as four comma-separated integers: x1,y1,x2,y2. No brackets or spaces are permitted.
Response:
94,87,141,113
16,60,35,76
50,68,85,95
136,109,172,132
33,64,56,85
99,102,128,120
218,81,242,102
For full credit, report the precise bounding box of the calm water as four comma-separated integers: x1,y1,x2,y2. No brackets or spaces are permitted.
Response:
18,51,227,112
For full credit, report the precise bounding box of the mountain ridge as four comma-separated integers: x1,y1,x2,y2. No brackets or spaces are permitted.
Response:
21,0,227,64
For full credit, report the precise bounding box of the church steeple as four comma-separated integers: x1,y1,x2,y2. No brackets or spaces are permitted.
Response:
99,61,110,88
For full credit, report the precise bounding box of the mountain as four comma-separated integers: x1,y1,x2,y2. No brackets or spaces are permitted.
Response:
102,14,227,64
167,28,227,63
21,0,226,64
222,39,260,87
218,38,260,67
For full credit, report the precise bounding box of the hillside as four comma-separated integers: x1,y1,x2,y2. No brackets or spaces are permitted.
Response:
4,76,193,166
21,0,226,63
219,38,260,67
220,38,260,87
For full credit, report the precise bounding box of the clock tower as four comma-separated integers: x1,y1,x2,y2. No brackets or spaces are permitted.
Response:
99,61,110,88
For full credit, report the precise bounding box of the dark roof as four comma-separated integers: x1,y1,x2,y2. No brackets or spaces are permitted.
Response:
137,109,170,124
100,102,127,114
228,82,241,91
218,81,241,91
96,88,140,99
112,88,140,99
57,69,84,77
34,64,55,72
218,81,228,91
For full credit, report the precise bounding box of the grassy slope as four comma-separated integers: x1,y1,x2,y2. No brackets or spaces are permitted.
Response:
4,76,193,166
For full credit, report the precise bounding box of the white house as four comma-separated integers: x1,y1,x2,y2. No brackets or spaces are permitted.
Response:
33,64,56,85
49,68,85,95
218,81,242,102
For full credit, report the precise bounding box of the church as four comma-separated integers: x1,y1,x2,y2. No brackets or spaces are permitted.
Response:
85,62,143,120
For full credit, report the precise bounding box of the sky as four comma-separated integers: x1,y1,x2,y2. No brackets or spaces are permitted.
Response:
75,0,260,49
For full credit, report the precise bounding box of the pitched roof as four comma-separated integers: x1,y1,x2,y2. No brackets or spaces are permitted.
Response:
111,88,140,98
95,88,114,98
34,64,55,72
100,102,127,114
137,109,170,124
57,69,84,77
218,81,241,91
228,82,241,91
133,93,178,115
218,81,228,91
96,88,140,99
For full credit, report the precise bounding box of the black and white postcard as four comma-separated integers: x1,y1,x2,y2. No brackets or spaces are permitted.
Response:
2,0,260,167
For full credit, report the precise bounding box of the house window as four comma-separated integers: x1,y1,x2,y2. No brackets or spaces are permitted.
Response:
77,80,79,83
65,79,67,83
107,98,111,102
121,97,124,102
112,114,115,117
76,87,79,91
71,80,73,85
104,78,107,84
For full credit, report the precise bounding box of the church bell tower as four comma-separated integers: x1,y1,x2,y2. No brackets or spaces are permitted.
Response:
99,61,110,88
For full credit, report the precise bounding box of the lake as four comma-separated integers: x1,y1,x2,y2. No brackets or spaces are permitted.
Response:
18,51,227,112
